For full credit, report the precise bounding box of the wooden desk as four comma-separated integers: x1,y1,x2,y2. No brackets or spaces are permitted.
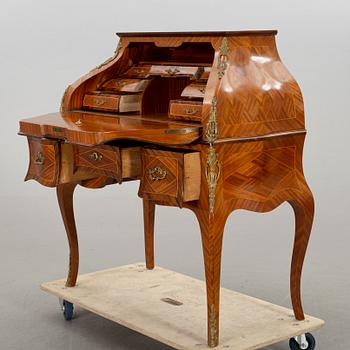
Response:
19,30,315,348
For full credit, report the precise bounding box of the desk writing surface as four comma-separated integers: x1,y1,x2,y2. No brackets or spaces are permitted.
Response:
19,111,202,146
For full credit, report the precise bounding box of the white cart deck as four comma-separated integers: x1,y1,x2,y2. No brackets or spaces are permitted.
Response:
41,263,324,350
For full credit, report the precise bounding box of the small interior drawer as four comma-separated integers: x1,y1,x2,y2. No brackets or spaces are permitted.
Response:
83,93,142,113
138,148,201,206
25,137,60,187
181,83,206,98
100,78,150,93
83,93,121,112
122,65,152,78
149,65,200,78
168,100,203,122
198,67,211,81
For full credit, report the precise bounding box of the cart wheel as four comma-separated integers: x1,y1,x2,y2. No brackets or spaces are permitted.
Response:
289,333,316,350
62,300,74,321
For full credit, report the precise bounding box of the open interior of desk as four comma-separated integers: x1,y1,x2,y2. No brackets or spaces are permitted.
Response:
68,42,215,124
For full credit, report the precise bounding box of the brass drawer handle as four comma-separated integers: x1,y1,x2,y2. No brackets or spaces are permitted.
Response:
114,81,127,86
134,69,145,74
165,67,180,76
148,166,167,181
184,107,199,115
89,152,103,161
94,99,105,106
34,151,45,165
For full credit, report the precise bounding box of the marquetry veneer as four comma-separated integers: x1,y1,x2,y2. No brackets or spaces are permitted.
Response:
19,30,317,348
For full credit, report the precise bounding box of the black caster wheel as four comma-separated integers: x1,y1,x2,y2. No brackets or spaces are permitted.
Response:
62,300,74,321
289,333,316,350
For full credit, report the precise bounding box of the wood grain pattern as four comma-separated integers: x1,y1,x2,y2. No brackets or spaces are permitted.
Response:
169,100,203,122
100,78,150,92
19,30,317,348
19,111,201,146
56,183,79,287
139,148,201,207
25,137,60,187
180,134,313,346
75,144,122,182
143,200,155,270
207,35,305,140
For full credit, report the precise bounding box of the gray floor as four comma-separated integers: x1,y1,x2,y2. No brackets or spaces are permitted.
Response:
0,181,349,349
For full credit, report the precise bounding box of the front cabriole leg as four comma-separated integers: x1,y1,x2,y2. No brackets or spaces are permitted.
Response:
56,183,79,287
189,142,228,348
193,207,229,348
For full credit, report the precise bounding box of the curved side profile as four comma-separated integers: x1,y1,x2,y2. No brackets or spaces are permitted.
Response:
56,183,79,287
20,30,317,348
288,182,315,320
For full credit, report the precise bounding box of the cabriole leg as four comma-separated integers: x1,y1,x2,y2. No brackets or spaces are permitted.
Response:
288,183,315,320
194,209,228,348
56,183,79,287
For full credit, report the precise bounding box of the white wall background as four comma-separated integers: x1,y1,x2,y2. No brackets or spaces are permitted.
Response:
0,1,349,349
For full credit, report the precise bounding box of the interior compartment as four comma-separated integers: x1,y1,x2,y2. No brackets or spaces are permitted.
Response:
73,42,215,121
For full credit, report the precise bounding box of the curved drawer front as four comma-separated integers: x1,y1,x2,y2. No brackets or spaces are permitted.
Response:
169,100,203,122
25,137,60,187
75,145,141,183
75,145,122,182
139,148,201,206
83,94,121,112
100,78,150,93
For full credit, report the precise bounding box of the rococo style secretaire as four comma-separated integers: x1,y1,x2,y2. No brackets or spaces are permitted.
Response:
19,31,323,349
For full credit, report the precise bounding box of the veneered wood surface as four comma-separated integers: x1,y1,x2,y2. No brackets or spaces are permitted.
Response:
139,148,183,205
25,137,60,187
211,34,305,139
75,144,122,182
83,93,121,112
177,134,314,346
19,111,201,146
117,30,278,37
100,78,150,92
169,100,203,122
121,147,141,179
58,31,304,142
139,148,201,206
56,183,79,287
143,200,155,270
20,30,318,348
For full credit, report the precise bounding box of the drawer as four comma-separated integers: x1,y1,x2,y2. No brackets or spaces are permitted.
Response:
198,67,211,81
75,145,141,182
122,65,152,78
83,93,142,113
100,78,150,93
181,83,206,98
138,148,201,206
75,145,122,182
83,93,120,112
25,137,60,187
122,65,201,79
168,100,203,122
149,65,200,78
